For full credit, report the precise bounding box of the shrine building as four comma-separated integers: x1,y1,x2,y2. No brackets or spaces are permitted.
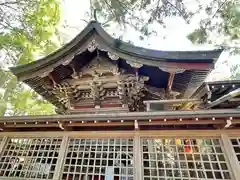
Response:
0,21,239,180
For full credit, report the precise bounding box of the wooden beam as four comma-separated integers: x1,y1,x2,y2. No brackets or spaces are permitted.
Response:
3,122,134,128
167,72,175,92
144,99,201,104
0,109,239,122
4,119,240,129
139,119,224,125
67,122,134,127
4,123,60,128
1,129,240,138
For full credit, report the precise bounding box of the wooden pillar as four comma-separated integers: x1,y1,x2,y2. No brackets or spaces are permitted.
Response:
221,133,240,180
146,103,150,112
53,135,69,180
134,133,142,180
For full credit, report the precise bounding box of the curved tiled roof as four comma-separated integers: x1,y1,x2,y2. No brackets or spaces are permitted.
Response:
11,21,223,80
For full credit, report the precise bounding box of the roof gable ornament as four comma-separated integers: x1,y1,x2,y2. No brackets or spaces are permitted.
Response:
87,39,100,52
107,52,119,61
87,39,120,61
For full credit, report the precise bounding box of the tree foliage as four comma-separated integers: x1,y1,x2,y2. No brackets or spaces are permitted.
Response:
0,0,61,116
91,0,239,47
92,0,194,38
230,64,240,80
91,0,239,79
187,0,240,50
187,0,240,79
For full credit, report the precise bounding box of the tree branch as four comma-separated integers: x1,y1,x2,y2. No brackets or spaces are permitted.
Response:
102,0,119,22
1,3,18,11
201,0,229,36
0,0,24,6
115,0,144,23
212,0,229,19
151,0,161,22
217,44,240,49
164,0,189,24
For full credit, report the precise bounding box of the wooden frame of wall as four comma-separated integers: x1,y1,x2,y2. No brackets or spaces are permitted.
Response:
0,130,239,180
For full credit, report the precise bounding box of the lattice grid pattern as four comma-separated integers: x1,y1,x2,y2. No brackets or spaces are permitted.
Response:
141,138,231,180
0,137,3,144
0,137,62,179
230,138,240,165
61,138,134,180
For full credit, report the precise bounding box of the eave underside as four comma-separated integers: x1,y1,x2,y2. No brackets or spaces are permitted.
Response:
22,50,212,112
191,80,240,109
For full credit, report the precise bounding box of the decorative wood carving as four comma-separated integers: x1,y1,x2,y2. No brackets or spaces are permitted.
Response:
107,52,119,60
87,39,120,61
51,84,71,109
43,54,170,112
87,39,100,52
80,56,120,77
90,81,105,106
126,61,143,68
62,56,74,66
117,74,148,111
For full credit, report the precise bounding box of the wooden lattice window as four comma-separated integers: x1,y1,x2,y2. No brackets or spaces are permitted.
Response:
0,137,62,179
230,138,240,165
141,138,231,180
0,137,3,144
61,138,134,180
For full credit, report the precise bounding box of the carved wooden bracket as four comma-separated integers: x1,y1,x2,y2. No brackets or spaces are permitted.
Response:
126,61,143,68
61,56,74,66
107,52,119,60
87,39,120,61
87,39,100,52
117,75,148,111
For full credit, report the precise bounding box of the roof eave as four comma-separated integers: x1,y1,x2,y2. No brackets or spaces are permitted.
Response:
10,21,223,80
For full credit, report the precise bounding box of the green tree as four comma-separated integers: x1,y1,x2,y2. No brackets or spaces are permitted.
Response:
187,0,239,49
0,0,61,115
91,0,195,39
90,0,239,79
187,0,240,80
